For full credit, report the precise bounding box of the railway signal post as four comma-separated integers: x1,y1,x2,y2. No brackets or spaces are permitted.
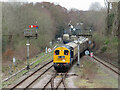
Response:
24,25,38,70
77,38,81,67
77,42,80,66
26,37,30,70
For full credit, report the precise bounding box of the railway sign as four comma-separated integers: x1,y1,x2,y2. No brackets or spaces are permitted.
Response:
49,41,52,46
89,40,91,44
90,52,93,57
45,47,47,54
48,48,52,52
13,57,16,65
85,50,89,55
26,43,30,45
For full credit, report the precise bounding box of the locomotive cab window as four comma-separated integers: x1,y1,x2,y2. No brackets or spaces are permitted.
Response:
64,50,69,55
55,50,59,55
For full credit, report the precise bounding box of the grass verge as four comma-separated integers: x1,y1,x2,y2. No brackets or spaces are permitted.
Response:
2,44,58,88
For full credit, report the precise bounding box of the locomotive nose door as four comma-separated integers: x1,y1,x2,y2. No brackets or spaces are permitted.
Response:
53,47,70,63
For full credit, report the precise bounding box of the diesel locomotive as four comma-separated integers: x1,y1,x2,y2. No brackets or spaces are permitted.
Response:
53,37,89,72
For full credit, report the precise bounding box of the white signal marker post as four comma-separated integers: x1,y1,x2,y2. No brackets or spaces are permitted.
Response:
45,47,47,54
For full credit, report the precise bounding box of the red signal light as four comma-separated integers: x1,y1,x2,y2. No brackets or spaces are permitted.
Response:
29,25,32,28
33,25,36,28
29,25,38,29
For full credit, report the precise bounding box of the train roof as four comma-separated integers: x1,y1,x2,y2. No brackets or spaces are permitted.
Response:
57,36,89,50
59,45,71,50
74,37,89,44
66,42,77,48
63,34,69,36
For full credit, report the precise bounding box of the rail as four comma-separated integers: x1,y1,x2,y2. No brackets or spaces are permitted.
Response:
93,55,120,76
2,45,57,83
10,61,53,89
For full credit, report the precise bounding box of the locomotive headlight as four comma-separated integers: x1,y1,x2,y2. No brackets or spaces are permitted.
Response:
62,59,65,62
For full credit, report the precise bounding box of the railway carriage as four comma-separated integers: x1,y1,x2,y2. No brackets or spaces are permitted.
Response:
53,37,89,72
63,34,72,44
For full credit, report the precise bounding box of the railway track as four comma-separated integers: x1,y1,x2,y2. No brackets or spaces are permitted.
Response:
42,72,68,89
10,60,53,89
10,51,119,89
42,63,75,89
93,55,120,76
94,54,120,69
55,72,68,89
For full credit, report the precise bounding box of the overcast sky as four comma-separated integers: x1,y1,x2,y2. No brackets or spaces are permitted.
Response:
2,0,106,10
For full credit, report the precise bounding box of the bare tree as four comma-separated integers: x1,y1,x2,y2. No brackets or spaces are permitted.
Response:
89,2,102,11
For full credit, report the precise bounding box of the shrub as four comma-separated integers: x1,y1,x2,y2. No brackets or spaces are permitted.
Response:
101,46,107,53
104,40,109,45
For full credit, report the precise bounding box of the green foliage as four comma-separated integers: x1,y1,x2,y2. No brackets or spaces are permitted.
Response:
2,2,70,63
106,13,115,35
108,13,114,27
93,33,118,54
93,33,105,44
101,46,107,53
2,36,8,52
104,39,109,45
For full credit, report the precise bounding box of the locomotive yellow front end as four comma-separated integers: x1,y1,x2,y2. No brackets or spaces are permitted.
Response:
53,47,70,72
